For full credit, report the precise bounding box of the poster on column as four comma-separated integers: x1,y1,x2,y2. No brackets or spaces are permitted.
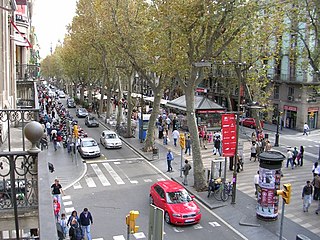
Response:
221,113,237,157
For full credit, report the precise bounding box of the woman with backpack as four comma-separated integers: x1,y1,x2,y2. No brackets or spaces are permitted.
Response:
69,218,83,240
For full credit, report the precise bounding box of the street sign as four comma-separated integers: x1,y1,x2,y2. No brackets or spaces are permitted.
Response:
221,113,237,157
148,205,164,240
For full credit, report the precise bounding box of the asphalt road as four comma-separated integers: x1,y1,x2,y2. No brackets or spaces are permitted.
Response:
62,104,248,240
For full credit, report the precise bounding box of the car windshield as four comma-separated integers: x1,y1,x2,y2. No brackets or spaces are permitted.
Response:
89,117,96,121
166,189,192,204
106,134,117,139
82,140,97,147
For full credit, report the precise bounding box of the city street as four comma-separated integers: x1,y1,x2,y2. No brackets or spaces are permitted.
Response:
43,100,320,239
48,104,249,239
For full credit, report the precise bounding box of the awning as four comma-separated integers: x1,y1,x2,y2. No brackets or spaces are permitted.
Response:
144,96,168,105
10,18,32,48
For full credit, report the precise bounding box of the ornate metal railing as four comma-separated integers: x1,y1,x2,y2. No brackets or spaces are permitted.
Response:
0,109,39,151
0,152,38,210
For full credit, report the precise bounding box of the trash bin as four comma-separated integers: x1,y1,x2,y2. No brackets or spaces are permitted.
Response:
256,151,285,221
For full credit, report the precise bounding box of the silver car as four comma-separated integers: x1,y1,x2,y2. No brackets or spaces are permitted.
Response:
78,137,101,158
100,130,122,149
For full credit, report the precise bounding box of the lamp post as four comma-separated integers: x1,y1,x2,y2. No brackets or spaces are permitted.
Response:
140,78,144,143
274,110,280,147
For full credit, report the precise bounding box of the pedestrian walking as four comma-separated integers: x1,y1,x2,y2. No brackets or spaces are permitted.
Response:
203,132,208,149
51,179,65,203
172,129,180,147
292,147,298,166
302,180,313,212
298,146,304,166
254,171,260,197
185,135,191,155
67,210,80,227
59,213,68,238
265,140,272,151
286,148,294,169
303,122,309,135
79,208,93,240
163,131,168,145
166,149,174,172
69,218,83,240
312,162,320,177
250,142,257,161
213,136,221,156
53,197,61,221
313,174,320,201
182,160,191,186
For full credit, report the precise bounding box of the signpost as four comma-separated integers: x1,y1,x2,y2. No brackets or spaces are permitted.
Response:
148,205,164,240
179,133,185,178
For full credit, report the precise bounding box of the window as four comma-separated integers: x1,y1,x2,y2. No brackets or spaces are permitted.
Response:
288,87,294,96
154,185,165,198
166,190,192,204
273,85,279,99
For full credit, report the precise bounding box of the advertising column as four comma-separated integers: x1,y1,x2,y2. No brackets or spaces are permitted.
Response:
256,151,285,221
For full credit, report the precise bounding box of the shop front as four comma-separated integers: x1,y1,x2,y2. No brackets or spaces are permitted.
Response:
308,107,319,129
283,105,297,129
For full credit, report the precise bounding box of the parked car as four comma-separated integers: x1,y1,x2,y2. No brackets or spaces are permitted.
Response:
239,118,264,129
149,180,201,225
100,130,122,149
76,108,88,118
78,137,101,158
85,115,99,127
67,98,76,108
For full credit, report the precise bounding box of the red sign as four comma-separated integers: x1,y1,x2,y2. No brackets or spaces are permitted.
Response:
308,107,319,112
221,113,237,157
283,105,297,111
196,88,207,93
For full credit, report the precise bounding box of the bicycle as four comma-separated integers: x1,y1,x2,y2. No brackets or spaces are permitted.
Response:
207,178,232,202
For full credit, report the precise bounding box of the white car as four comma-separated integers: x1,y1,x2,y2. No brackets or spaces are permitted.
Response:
100,130,122,149
59,91,66,98
78,137,101,158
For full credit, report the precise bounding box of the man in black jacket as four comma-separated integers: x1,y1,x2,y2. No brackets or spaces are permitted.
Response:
79,208,93,240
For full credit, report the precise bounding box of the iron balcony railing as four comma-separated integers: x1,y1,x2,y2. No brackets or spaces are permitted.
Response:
16,64,39,81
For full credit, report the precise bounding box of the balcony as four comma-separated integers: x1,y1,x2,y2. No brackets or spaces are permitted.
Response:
0,109,57,239
16,64,39,81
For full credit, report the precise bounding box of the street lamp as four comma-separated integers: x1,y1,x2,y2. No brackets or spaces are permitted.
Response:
274,110,280,147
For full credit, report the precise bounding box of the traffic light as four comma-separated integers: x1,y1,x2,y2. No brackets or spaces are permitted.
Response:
128,210,139,233
73,125,78,138
179,133,185,149
276,183,291,204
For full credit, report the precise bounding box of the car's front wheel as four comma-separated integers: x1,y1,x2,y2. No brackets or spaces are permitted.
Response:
164,212,171,224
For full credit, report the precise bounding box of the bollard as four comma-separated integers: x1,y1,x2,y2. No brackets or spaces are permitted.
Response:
296,234,311,240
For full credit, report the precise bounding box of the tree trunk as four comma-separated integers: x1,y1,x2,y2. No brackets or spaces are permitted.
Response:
143,87,164,152
116,77,123,130
80,85,85,103
99,85,104,115
126,73,134,137
185,82,207,191
73,83,77,99
106,88,112,119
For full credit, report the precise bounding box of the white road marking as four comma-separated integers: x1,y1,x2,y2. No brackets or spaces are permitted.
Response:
209,221,221,227
194,224,203,229
113,236,125,240
133,232,146,239
73,182,82,189
130,180,138,184
157,178,166,181
84,175,96,188
114,162,121,165
62,195,71,200
172,227,184,233
93,238,104,240
102,163,125,184
91,164,111,186
63,201,73,206
144,179,152,182
65,207,75,213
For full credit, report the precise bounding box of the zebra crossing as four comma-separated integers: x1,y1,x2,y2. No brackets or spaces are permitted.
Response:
72,160,166,189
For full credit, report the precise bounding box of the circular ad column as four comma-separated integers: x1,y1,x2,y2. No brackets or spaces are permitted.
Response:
256,151,285,221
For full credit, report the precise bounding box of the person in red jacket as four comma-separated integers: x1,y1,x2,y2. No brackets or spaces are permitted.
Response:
53,197,61,221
